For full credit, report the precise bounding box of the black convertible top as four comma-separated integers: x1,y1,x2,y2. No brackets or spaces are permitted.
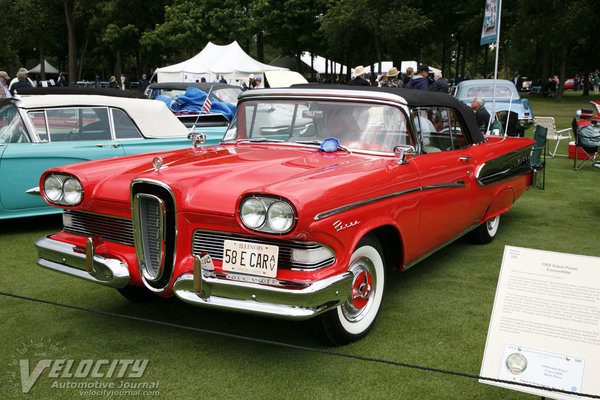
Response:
15,86,146,99
285,84,486,144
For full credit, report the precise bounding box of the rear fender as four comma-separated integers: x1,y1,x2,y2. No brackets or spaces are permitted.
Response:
481,186,515,222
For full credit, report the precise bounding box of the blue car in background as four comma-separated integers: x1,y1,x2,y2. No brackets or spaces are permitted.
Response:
145,82,241,138
0,87,221,220
452,79,534,135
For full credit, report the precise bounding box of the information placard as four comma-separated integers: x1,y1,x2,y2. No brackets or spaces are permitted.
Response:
480,246,600,399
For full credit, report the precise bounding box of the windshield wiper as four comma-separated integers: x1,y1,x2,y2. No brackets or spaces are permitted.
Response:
295,140,322,145
233,138,286,144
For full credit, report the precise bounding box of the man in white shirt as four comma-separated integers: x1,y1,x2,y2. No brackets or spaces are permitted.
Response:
8,68,34,90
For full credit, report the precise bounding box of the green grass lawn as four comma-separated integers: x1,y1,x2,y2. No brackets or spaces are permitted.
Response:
1,92,599,399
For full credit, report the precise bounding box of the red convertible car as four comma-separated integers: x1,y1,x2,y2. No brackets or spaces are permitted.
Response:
35,86,536,344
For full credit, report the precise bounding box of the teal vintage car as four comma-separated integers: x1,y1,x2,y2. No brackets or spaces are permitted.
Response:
0,88,223,220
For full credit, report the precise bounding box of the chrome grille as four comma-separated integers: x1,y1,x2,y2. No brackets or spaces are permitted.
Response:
192,230,335,270
133,194,166,282
63,210,134,246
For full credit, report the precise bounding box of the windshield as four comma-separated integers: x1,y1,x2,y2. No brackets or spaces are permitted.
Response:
223,99,412,153
0,104,30,144
463,85,517,99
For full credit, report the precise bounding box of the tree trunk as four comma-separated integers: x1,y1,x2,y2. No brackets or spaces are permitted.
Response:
256,30,264,63
470,43,478,80
39,40,46,81
555,45,568,102
502,44,508,80
64,0,77,87
78,35,89,82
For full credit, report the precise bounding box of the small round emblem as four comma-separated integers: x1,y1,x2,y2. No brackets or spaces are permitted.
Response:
505,352,528,375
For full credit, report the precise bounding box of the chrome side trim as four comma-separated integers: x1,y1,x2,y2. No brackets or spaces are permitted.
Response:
26,186,41,195
314,181,465,220
172,258,353,320
34,236,129,288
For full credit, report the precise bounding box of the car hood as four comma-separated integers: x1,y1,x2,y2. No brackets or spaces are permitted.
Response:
67,144,400,217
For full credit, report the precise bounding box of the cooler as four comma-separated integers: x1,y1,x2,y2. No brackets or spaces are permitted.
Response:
568,141,592,159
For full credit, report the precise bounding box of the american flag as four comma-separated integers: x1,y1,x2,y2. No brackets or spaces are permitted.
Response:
201,86,213,114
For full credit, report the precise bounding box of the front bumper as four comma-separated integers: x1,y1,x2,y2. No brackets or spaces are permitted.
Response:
172,255,353,320
35,236,130,288
35,236,353,320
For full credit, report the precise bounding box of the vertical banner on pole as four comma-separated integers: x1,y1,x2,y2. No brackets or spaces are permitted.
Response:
481,0,500,45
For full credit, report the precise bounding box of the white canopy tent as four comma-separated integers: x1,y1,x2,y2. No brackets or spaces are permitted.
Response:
300,52,347,75
28,60,59,74
156,41,287,85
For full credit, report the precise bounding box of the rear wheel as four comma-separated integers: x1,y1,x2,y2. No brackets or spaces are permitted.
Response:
469,215,500,244
316,234,385,345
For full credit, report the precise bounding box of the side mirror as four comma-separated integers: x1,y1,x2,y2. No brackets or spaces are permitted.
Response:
393,145,416,165
187,131,206,147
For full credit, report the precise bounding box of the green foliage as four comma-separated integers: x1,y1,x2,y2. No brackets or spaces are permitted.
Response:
1,0,598,84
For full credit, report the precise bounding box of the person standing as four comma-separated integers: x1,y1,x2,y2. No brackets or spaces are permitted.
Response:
108,75,118,89
430,72,449,93
348,65,370,86
0,71,11,98
512,71,523,92
402,67,414,87
405,64,429,90
384,67,402,87
593,74,599,95
9,68,34,91
138,74,149,93
10,70,32,95
471,97,490,133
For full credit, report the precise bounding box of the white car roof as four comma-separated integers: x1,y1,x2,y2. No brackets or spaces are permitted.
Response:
16,94,189,138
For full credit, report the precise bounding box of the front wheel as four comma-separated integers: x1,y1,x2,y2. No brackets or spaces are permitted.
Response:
469,214,501,244
316,235,385,345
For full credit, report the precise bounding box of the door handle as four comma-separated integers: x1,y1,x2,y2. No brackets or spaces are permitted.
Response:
96,143,120,148
459,156,471,162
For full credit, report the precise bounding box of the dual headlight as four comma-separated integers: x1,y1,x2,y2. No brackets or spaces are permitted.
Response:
239,195,296,234
43,173,83,206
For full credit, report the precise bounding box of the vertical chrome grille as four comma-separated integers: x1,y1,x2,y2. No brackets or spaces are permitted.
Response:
131,179,177,292
133,193,166,283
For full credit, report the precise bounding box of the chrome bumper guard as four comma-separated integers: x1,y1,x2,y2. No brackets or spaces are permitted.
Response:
172,255,353,320
35,236,130,288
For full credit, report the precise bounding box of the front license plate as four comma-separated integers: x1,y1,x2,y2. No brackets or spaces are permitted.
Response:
222,240,278,278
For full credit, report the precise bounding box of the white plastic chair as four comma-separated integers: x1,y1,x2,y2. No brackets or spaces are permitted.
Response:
533,116,572,157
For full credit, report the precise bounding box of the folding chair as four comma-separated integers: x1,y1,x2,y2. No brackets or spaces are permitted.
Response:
571,118,599,171
530,124,547,189
533,116,572,157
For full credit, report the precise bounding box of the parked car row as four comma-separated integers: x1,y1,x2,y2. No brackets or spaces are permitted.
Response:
0,87,222,219
32,85,537,344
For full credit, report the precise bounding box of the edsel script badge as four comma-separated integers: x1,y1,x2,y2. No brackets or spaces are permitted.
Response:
506,352,528,375
333,219,360,232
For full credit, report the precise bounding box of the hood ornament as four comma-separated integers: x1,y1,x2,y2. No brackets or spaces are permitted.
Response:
152,156,164,171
